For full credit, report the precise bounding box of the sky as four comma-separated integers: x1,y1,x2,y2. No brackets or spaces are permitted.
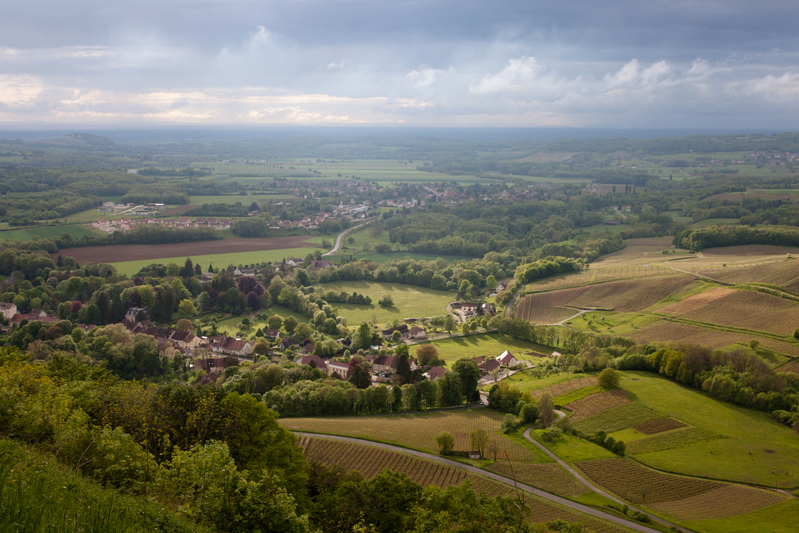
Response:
1,0,798,129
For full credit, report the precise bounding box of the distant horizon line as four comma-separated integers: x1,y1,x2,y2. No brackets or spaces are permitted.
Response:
1,124,794,143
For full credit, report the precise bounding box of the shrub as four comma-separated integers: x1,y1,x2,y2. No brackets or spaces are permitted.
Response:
598,368,620,389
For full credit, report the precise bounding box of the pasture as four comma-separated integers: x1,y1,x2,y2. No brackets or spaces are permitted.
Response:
616,372,799,488
0,224,99,241
313,281,454,327
110,247,315,276
415,333,552,364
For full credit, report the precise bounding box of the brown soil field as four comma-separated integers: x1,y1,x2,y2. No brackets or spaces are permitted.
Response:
779,360,799,374
650,484,786,521
679,289,792,326
627,321,707,343
55,235,318,264
590,237,677,267
702,244,799,257
161,205,199,216
575,458,721,505
515,287,588,323
634,418,687,435
658,286,733,316
696,259,799,290
567,275,695,312
731,304,799,336
566,390,630,423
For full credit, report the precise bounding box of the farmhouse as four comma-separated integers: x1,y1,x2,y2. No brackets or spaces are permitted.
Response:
371,355,395,374
479,359,501,375
497,350,518,367
0,303,17,321
263,329,281,340
295,354,327,370
280,336,299,349
382,325,409,339
407,326,427,340
425,366,446,381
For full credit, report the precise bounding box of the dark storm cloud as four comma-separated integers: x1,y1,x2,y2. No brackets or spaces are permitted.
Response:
1,1,798,127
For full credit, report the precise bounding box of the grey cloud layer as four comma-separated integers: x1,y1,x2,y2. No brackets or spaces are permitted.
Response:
1,1,798,127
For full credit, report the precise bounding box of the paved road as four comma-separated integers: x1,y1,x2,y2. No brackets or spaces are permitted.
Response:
294,431,665,533
522,428,685,532
322,222,369,257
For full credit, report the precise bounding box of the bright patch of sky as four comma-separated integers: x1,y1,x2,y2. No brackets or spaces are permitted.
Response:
1,0,798,128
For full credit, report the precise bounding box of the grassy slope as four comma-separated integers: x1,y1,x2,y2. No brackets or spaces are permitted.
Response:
111,248,314,276
413,333,552,364
619,371,799,488
314,281,455,327
0,224,100,241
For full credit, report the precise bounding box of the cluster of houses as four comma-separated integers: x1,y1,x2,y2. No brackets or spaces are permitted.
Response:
450,302,496,322
91,216,237,234
380,324,427,341
423,350,520,382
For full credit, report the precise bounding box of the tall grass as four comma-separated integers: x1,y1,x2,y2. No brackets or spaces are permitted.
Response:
0,440,204,533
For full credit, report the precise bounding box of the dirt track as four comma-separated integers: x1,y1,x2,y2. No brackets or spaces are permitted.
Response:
55,236,319,264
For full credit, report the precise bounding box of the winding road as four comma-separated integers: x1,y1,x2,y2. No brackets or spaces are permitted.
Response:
322,222,369,257
522,428,685,532
294,431,669,533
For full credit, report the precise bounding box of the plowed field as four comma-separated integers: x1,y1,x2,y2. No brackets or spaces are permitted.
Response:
55,235,318,264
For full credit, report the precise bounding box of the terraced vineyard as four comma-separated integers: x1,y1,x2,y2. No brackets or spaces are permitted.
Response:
575,458,722,504
566,276,695,312
566,390,631,423
299,436,468,487
486,462,589,497
650,484,786,521
298,436,628,533
280,408,542,462
571,402,660,434
531,376,598,399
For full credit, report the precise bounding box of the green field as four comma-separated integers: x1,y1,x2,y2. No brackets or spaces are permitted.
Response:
189,194,298,204
564,312,661,335
0,224,100,241
111,247,315,277
193,159,496,185
211,306,310,338
686,498,799,533
415,333,552,364
616,372,799,488
313,281,455,327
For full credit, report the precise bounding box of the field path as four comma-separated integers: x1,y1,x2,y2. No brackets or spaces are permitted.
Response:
522,428,684,531
322,222,369,256
294,431,672,533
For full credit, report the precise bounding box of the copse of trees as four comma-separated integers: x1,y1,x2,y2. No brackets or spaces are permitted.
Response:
515,256,583,285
